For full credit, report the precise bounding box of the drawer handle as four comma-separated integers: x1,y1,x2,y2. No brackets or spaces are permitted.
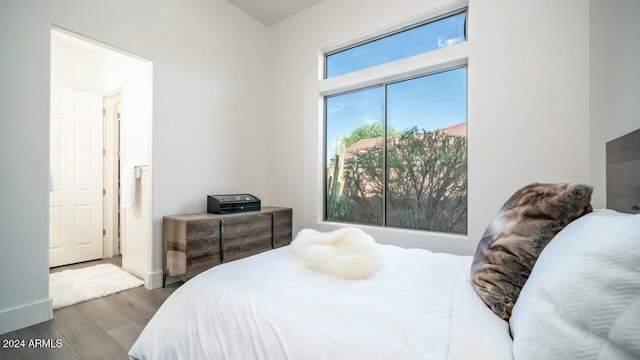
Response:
271,213,275,249
220,219,225,263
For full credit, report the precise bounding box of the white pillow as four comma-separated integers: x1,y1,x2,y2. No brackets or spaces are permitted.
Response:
510,209,640,360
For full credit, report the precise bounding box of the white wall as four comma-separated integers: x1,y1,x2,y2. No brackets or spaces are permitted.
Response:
51,31,106,94
589,0,640,208
0,1,52,336
0,0,269,334
268,0,591,255
109,56,154,286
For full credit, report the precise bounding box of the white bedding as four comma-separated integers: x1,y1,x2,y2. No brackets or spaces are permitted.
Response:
129,244,513,360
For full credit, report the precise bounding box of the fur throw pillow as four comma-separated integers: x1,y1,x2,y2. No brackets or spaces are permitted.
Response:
289,227,384,280
471,183,593,321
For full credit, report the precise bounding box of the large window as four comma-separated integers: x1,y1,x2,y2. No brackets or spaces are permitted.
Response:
324,8,468,234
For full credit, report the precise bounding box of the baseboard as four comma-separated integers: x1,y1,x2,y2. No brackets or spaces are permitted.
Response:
122,257,146,281
0,298,52,335
146,270,164,289
122,257,163,289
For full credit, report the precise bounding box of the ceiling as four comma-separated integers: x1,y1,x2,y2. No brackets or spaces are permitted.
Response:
226,0,323,26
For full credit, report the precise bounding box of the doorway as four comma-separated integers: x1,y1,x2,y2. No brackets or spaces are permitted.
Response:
49,28,153,286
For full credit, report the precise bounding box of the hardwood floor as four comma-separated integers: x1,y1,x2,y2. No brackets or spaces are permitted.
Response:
0,258,181,360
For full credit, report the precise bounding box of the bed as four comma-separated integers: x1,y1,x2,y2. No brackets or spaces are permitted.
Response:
129,130,640,360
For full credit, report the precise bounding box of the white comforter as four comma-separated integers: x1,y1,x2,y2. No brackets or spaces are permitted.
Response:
129,245,513,360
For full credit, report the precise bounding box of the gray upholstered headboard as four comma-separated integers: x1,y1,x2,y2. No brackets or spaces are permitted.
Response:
606,128,640,214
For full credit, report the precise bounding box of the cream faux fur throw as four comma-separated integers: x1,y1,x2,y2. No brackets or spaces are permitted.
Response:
289,227,384,280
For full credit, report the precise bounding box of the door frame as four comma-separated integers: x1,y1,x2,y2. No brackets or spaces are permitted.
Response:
50,26,156,288
103,88,122,258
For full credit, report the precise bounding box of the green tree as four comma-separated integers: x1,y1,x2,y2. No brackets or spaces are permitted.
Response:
342,141,384,225
342,127,467,233
386,127,467,233
326,138,352,221
342,123,400,148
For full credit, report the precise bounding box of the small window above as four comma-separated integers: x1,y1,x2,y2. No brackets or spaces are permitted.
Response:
325,10,467,79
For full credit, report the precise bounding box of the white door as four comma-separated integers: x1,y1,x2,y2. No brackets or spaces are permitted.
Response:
50,86,104,267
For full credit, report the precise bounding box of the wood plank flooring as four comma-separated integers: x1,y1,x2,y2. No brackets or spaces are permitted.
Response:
0,257,181,360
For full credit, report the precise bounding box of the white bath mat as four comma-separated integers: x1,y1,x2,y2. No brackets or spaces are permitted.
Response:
50,263,144,309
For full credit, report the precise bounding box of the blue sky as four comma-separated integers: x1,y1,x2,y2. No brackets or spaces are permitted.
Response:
325,12,467,158
387,68,467,132
326,12,466,78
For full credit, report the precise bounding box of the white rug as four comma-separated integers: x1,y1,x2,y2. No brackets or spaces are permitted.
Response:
50,263,144,309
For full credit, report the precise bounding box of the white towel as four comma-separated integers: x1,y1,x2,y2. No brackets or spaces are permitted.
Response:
121,165,135,208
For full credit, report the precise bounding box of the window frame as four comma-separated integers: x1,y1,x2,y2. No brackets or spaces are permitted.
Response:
319,1,469,233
